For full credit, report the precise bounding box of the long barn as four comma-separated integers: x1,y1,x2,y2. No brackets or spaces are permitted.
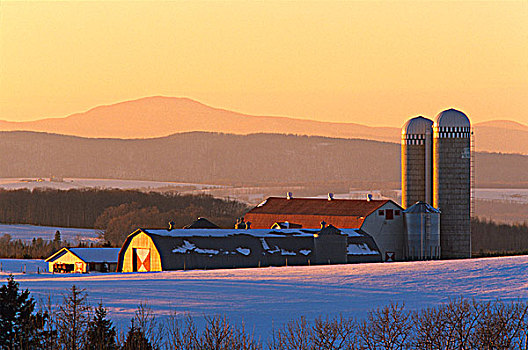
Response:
117,226,381,272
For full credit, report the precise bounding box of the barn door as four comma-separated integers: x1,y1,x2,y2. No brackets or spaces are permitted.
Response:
135,248,151,272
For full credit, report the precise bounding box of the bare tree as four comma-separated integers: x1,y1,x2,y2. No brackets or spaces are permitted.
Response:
56,285,91,350
269,316,312,350
312,315,358,350
164,313,261,350
358,302,411,350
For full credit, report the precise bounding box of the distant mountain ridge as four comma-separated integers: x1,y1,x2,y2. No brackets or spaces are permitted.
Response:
0,131,526,188
0,96,526,154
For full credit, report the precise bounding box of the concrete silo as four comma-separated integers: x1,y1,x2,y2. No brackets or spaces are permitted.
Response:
404,201,440,260
401,116,433,209
433,109,471,258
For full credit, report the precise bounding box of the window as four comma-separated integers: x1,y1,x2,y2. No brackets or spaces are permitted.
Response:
378,210,384,216
385,209,394,220
395,210,400,216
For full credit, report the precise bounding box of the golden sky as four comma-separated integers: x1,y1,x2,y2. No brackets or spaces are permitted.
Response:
1,1,527,126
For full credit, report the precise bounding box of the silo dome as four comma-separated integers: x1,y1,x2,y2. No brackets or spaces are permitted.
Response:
434,109,470,127
401,116,433,135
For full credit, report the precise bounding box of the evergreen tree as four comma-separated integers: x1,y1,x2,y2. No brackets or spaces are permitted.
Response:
121,320,153,350
0,275,47,349
84,303,117,350
54,231,61,244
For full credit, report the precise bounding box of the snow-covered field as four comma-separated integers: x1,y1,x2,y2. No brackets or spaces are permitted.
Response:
0,224,101,243
2,255,528,336
0,178,222,191
474,188,528,204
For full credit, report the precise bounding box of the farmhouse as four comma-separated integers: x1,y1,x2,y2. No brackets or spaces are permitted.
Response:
244,195,405,261
117,226,381,272
46,247,120,273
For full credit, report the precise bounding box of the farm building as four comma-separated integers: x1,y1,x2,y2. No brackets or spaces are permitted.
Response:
117,225,381,272
45,247,120,273
244,195,405,261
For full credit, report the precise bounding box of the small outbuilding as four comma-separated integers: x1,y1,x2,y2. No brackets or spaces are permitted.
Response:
45,248,120,273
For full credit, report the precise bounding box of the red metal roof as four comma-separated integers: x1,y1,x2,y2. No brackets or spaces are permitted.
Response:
248,197,389,216
244,197,391,229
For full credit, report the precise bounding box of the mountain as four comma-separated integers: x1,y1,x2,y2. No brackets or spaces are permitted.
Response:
0,96,526,154
0,131,526,188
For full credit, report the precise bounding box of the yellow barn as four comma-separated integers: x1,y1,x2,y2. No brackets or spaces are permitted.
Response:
118,229,163,272
46,247,120,273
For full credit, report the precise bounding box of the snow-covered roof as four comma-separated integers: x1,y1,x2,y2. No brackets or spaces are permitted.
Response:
47,248,120,263
141,228,362,238
68,248,120,263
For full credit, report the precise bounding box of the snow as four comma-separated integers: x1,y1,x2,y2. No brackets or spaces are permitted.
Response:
256,199,267,207
260,238,271,250
280,249,296,256
147,228,317,238
299,249,311,255
172,240,196,253
0,178,223,191
347,243,379,255
194,248,220,255
0,224,101,243
0,259,48,274
147,228,362,239
62,248,121,263
236,247,251,256
3,255,528,338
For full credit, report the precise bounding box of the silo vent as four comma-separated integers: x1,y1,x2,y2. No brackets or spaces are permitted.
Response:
287,192,293,200
367,194,373,202
320,220,327,229
328,193,334,201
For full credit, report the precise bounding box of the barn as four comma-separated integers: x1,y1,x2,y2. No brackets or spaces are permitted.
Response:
244,195,405,261
117,225,381,272
45,247,120,273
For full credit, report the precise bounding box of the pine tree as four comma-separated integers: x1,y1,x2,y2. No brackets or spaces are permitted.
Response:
84,303,117,350
121,319,153,350
0,275,47,349
56,285,91,350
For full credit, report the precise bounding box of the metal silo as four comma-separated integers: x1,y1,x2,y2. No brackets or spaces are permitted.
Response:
401,116,433,209
404,201,440,260
433,109,471,258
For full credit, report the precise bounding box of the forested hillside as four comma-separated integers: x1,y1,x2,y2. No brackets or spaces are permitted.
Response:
0,131,526,187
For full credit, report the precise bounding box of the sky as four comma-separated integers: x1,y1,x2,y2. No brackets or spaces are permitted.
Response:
1,1,527,127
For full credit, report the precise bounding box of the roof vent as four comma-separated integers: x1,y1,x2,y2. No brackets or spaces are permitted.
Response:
320,220,327,229
168,221,175,231
366,194,373,202
287,192,293,200
328,193,334,201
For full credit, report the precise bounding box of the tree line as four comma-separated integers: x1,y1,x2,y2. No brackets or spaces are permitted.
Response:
2,275,528,350
0,188,248,246
472,217,528,256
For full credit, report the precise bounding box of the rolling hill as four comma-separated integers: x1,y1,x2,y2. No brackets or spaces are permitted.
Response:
0,131,525,187
0,97,526,154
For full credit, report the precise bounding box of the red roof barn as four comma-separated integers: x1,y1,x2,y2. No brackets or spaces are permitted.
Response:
244,197,395,229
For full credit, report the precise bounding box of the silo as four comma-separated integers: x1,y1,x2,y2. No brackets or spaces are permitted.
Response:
433,109,471,258
404,201,440,260
401,116,433,208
